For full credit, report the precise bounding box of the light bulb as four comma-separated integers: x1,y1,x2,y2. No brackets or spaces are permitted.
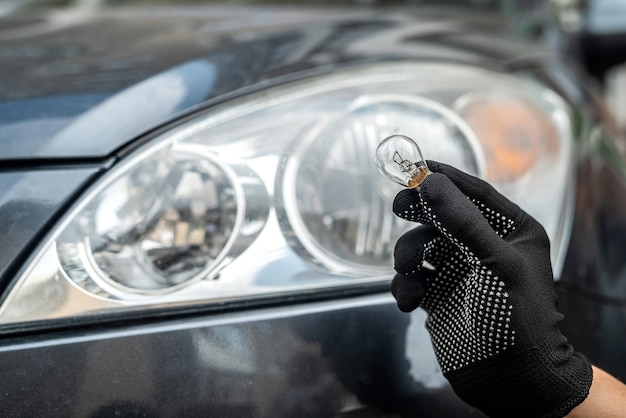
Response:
375,134,431,188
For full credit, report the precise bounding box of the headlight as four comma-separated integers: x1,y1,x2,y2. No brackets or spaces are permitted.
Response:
0,63,575,329
56,148,249,297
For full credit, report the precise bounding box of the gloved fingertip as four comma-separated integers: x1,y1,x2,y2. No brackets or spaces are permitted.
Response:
393,242,423,274
396,298,422,313
424,160,445,173
418,172,453,202
393,188,420,217
391,275,425,312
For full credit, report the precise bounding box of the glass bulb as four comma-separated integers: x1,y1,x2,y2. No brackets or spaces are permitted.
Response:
375,134,431,188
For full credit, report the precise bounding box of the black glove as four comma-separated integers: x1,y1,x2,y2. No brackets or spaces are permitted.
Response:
391,161,592,418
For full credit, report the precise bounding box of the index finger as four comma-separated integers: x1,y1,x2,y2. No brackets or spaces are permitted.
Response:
426,160,524,224
418,172,514,262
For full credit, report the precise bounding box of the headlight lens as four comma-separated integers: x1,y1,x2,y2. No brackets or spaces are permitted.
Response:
0,63,575,328
279,95,481,274
56,149,242,297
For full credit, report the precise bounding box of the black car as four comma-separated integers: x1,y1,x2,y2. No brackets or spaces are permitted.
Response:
0,1,625,417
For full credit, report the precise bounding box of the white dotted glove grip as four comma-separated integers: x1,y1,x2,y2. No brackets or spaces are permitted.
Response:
391,161,592,418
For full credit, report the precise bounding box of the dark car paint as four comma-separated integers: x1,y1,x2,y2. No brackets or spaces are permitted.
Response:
557,154,626,382
0,294,486,417
1,7,543,161
0,167,105,283
1,5,626,417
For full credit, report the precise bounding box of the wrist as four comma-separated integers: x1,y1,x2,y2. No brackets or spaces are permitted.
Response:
446,334,592,418
566,366,626,418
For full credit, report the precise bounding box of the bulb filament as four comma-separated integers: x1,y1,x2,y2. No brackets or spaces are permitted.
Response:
392,150,429,188
393,151,417,174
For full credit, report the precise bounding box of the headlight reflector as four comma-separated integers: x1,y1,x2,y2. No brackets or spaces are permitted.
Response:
279,94,481,274
56,148,242,297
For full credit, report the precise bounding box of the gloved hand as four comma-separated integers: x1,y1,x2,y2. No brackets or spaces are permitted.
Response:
391,161,592,418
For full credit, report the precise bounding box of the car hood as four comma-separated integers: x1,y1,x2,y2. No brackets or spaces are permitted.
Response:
0,6,543,161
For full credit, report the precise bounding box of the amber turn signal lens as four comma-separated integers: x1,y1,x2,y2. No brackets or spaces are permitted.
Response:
457,96,560,183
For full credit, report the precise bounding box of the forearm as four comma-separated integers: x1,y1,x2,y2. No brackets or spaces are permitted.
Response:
566,366,626,418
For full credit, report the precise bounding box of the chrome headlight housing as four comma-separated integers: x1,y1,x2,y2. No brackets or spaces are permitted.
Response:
0,63,574,328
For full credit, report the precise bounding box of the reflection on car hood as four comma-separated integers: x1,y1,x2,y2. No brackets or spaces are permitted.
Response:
0,6,542,160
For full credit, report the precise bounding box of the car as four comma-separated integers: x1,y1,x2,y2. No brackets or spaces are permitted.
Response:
0,1,625,417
